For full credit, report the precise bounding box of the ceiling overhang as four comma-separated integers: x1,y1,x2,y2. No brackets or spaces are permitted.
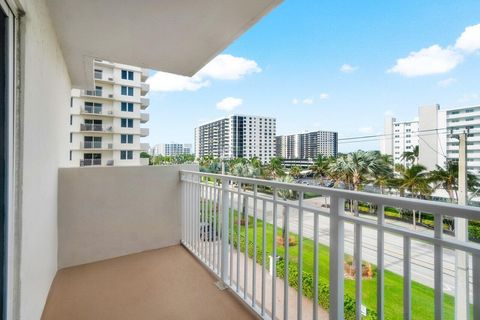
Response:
46,0,282,88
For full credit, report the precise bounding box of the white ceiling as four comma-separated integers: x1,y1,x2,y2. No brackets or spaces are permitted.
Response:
46,0,282,88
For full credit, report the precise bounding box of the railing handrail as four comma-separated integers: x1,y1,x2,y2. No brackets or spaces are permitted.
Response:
180,170,480,220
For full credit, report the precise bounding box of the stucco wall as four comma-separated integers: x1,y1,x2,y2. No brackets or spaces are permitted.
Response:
57,165,197,269
18,0,71,318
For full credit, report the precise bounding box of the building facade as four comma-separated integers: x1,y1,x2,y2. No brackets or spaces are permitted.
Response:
195,115,276,163
69,60,150,167
276,130,338,159
444,105,480,175
382,117,420,166
381,104,480,175
153,143,193,156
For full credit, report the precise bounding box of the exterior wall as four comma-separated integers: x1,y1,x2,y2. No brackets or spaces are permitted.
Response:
391,120,419,166
380,116,394,156
57,164,198,269
446,105,480,175
17,0,71,318
418,105,440,170
153,143,192,156
195,115,276,163
276,130,338,159
69,61,150,167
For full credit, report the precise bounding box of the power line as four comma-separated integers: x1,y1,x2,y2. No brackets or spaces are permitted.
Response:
338,128,448,141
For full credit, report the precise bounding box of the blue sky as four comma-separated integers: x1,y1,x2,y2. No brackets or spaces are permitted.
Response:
145,0,480,152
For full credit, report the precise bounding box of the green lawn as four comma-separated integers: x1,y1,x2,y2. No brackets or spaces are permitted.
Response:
229,213,458,320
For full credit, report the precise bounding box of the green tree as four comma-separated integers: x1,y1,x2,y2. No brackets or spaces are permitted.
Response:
430,160,479,203
265,157,285,179
289,165,302,179
231,163,260,222
310,155,332,181
401,145,419,166
395,164,432,228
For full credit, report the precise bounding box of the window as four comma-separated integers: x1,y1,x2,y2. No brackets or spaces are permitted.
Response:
94,69,102,79
121,118,133,128
84,102,102,114
121,102,134,112
70,133,72,143
121,134,133,144
70,115,72,125
121,150,133,160
121,86,134,96
121,70,134,80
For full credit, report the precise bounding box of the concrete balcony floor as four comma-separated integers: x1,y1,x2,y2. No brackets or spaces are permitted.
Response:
41,245,257,320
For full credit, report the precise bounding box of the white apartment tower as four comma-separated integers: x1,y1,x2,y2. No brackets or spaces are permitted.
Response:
195,115,276,163
276,130,338,159
444,105,480,175
153,143,193,156
69,60,150,166
382,117,419,166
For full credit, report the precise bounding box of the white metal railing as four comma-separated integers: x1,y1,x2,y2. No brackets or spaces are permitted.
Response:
180,170,480,320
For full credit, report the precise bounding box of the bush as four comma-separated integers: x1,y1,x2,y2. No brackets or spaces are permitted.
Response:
231,231,376,319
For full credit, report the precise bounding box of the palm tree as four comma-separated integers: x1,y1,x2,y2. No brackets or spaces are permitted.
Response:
310,155,331,181
395,164,432,228
430,160,479,203
231,163,260,222
276,175,295,245
265,157,285,179
289,165,302,179
401,145,419,166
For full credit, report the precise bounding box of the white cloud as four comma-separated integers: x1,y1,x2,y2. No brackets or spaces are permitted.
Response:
437,77,457,87
319,93,330,100
388,45,463,77
216,97,243,111
340,64,358,73
302,98,314,105
358,126,374,134
147,73,210,92
199,54,261,80
292,97,316,105
147,54,260,92
455,24,480,53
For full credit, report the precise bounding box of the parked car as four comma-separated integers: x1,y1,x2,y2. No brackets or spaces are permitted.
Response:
200,222,218,241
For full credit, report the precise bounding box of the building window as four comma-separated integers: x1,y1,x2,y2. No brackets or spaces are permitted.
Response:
94,69,103,79
121,102,134,112
121,150,133,160
70,133,72,143
121,118,134,128
121,86,134,96
121,70,134,80
121,134,133,144
69,151,72,161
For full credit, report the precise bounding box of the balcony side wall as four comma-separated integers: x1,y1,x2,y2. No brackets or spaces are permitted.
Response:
57,165,198,269
16,0,72,318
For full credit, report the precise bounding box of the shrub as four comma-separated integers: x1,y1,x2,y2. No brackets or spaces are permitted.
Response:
231,231,377,319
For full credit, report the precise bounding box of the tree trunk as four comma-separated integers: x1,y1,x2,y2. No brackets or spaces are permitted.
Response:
282,204,288,244
241,191,248,222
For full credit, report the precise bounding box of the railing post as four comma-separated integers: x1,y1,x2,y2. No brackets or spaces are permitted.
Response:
218,177,230,289
329,196,345,320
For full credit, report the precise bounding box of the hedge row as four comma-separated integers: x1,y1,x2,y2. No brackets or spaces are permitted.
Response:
231,232,376,319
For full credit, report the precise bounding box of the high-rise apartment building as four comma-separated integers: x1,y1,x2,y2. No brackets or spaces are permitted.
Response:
276,130,338,159
381,117,419,166
152,143,193,156
444,105,480,175
195,115,276,163
381,104,480,175
69,60,150,167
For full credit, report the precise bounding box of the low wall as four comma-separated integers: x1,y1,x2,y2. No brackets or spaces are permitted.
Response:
57,164,197,268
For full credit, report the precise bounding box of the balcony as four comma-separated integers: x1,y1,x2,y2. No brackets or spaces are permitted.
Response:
141,68,149,82
140,112,149,123
140,127,149,137
79,141,114,150
44,167,480,320
141,97,150,110
141,82,150,95
80,123,113,132
80,107,114,117
81,90,115,100
79,159,114,167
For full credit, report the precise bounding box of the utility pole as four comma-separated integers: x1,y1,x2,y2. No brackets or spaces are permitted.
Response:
455,130,469,320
